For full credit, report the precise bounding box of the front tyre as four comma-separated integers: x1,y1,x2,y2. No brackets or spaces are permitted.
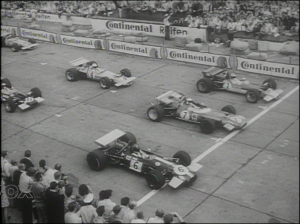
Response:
99,77,112,89
28,38,36,44
11,43,21,52
263,78,277,90
118,132,137,145
146,170,166,190
65,68,79,81
4,97,17,113
221,105,236,114
196,78,213,93
1,78,12,88
147,105,164,122
120,68,131,77
30,87,42,98
173,151,191,166
86,149,108,171
246,89,261,103
200,119,216,134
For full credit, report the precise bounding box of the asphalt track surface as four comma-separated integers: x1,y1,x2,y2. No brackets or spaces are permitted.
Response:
1,22,299,224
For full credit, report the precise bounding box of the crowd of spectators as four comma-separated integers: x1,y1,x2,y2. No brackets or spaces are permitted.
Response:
1,150,186,223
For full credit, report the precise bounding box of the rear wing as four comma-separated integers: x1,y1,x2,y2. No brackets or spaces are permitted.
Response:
69,57,90,67
94,129,126,147
156,90,184,104
202,66,225,77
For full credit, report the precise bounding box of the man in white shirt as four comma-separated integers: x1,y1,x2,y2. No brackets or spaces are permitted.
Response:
131,211,146,223
146,209,164,223
97,189,116,222
65,202,82,223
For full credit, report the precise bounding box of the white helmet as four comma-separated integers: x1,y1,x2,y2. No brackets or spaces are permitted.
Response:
92,63,98,68
231,73,236,78
186,98,193,103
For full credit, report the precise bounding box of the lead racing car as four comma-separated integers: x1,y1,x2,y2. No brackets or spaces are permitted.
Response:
65,57,136,89
1,78,44,113
196,67,283,103
147,90,247,134
1,34,38,52
87,129,202,189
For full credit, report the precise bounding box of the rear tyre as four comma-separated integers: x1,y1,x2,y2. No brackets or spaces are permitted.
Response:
86,149,108,171
173,151,192,166
120,68,131,77
246,89,261,103
196,77,213,93
11,43,21,52
263,78,277,90
1,78,12,88
28,38,36,44
1,37,6,47
221,105,236,114
200,119,216,134
30,87,42,98
118,132,137,145
99,77,112,89
65,68,79,81
146,170,166,190
4,97,17,113
147,105,164,122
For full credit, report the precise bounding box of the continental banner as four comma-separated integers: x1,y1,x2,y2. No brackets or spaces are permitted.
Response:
59,35,106,50
107,40,163,58
236,57,299,79
20,28,56,42
165,48,231,68
1,25,19,36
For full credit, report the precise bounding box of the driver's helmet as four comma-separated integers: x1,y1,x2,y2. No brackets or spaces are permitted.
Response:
186,98,193,104
230,73,237,78
92,63,98,68
131,144,140,152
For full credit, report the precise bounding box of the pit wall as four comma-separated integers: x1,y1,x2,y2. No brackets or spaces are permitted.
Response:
1,25,299,80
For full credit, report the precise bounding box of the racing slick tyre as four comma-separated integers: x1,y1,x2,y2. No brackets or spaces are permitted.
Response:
65,68,79,81
221,105,236,114
146,169,166,190
99,77,113,89
1,37,6,47
86,149,108,171
28,38,36,44
246,89,261,103
11,43,21,52
196,77,213,93
120,69,131,77
30,87,42,98
200,119,216,134
147,105,165,122
4,97,17,113
262,78,277,90
119,131,137,145
1,78,12,88
173,151,192,166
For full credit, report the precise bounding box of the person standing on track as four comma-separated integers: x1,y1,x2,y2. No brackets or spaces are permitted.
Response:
163,12,173,40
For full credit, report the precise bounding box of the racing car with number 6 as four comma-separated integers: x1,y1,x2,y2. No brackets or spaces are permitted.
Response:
87,129,202,189
65,57,136,89
147,90,247,134
196,67,283,103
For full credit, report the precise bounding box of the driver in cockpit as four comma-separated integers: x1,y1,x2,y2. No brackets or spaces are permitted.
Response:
130,144,149,159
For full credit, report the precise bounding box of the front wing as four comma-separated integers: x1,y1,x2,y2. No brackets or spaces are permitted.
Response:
262,89,283,102
114,77,136,87
18,97,44,110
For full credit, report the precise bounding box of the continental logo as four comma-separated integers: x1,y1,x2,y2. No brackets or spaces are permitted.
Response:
240,61,296,75
36,14,51,19
22,30,48,39
62,38,93,45
169,51,216,62
106,21,153,32
111,43,148,53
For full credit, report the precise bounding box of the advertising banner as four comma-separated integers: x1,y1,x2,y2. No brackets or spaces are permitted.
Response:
108,40,163,58
165,48,231,68
20,28,57,42
236,57,299,79
59,35,106,50
1,25,19,36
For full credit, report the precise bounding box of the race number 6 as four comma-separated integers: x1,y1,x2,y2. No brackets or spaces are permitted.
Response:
130,160,143,172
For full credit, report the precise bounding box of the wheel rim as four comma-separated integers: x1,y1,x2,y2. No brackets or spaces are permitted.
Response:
148,109,158,120
198,82,206,91
100,79,107,88
66,72,74,81
12,47,16,51
247,92,256,102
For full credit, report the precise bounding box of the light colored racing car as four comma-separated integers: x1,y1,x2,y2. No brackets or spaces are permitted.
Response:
1,34,38,52
196,67,283,103
147,90,247,134
65,57,136,89
87,129,202,189
1,78,44,113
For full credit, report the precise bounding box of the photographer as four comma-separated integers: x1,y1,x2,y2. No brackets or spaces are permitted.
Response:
163,212,186,224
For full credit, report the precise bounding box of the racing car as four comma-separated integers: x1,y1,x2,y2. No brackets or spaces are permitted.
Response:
196,67,283,103
87,129,202,189
65,57,136,89
1,34,38,52
1,78,44,113
147,90,247,134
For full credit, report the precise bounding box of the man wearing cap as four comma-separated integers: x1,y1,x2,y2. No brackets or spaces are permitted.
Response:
109,205,125,223
76,193,98,223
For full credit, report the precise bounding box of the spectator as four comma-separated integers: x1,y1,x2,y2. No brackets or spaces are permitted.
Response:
43,163,57,187
131,211,146,223
120,196,131,222
277,20,286,34
188,19,197,27
77,184,96,207
291,21,299,35
191,0,203,17
97,189,116,222
214,16,222,33
19,167,36,223
1,177,10,223
45,181,65,223
195,15,203,26
184,14,193,25
176,0,188,13
127,200,137,223
1,151,11,186
65,202,82,223
147,208,165,223
8,159,18,181
31,171,47,223
270,22,279,36
38,159,48,175
260,22,271,35
221,16,229,33
64,186,76,213
19,150,34,171
109,205,124,223
163,212,186,224
77,193,98,223
163,12,173,40
7,159,18,208
12,163,26,210
94,205,106,223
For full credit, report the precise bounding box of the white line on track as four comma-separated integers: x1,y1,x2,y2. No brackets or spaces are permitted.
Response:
136,85,299,207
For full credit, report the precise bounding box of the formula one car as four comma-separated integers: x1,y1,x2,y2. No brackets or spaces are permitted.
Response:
196,67,283,103
147,90,247,134
1,78,44,113
1,34,38,52
65,57,136,89
87,129,202,189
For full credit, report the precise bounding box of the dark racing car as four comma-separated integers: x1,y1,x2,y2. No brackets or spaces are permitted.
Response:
196,67,283,103
87,129,202,189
